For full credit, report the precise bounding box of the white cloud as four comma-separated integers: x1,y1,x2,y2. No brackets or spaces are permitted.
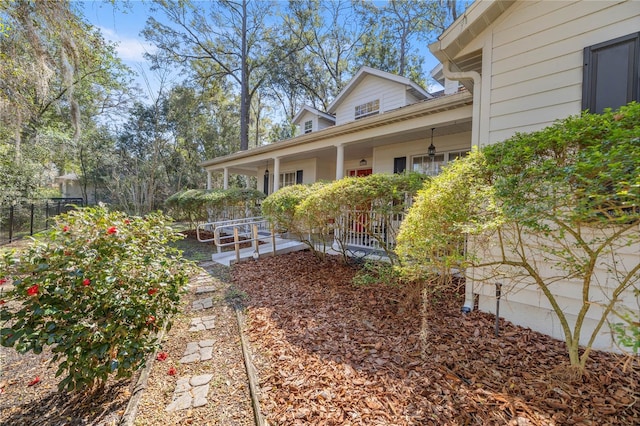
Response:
99,27,156,63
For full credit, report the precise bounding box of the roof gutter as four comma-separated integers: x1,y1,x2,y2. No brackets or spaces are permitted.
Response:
440,60,481,314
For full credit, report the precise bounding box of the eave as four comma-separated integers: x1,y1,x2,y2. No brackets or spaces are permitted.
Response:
200,91,473,169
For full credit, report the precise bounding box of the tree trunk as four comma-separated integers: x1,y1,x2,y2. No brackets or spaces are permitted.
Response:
240,0,249,151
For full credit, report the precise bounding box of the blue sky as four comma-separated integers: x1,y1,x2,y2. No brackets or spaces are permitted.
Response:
77,0,443,99
79,1,160,96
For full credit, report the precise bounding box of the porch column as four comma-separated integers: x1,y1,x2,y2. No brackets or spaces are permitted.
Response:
335,144,344,180
206,170,212,190
223,167,229,189
272,157,281,192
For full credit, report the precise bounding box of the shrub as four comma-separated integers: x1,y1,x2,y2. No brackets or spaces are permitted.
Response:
395,102,640,371
0,205,190,392
261,182,327,246
165,188,264,225
297,173,427,262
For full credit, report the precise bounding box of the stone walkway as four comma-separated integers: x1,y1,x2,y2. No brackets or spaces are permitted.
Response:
164,264,237,413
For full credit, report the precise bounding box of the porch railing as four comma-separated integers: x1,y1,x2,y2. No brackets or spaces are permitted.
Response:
334,208,405,252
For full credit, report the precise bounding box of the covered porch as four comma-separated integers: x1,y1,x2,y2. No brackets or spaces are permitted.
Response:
201,92,474,195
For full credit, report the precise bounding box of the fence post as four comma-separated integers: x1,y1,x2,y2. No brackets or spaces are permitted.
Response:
8,205,14,243
45,201,49,230
30,203,35,236
234,227,240,264
271,224,276,257
252,224,259,258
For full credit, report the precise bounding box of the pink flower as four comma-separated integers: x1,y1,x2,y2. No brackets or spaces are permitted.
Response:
146,315,156,325
167,366,177,376
0,278,7,285
107,226,117,235
27,284,39,296
82,278,91,286
62,225,69,232
124,219,131,225
156,352,168,361
28,376,40,386
148,288,158,296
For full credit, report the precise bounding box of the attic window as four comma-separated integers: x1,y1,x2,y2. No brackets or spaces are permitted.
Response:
355,99,380,120
304,120,312,134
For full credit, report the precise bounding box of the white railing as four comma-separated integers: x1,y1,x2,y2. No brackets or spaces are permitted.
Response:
334,208,405,251
197,217,273,262
197,217,264,243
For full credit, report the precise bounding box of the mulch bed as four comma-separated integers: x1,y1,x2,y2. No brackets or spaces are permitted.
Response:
232,251,639,425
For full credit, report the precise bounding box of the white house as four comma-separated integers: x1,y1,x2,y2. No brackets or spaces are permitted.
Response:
428,0,639,351
201,66,473,193
201,0,639,351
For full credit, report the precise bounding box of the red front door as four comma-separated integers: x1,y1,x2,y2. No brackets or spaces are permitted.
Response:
349,168,372,177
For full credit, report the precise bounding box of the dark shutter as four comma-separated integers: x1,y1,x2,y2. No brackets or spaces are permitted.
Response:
263,174,269,195
296,170,303,184
393,157,407,174
583,32,639,113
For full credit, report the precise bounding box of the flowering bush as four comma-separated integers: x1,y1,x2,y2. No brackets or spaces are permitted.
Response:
0,205,190,392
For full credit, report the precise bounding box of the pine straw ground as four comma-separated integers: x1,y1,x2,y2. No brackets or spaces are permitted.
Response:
0,243,638,425
233,251,639,426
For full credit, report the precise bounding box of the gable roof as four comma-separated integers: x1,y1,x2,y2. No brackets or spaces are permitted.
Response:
292,105,335,126
327,66,432,114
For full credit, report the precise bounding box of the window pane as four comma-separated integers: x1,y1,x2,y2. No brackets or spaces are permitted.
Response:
583,32,639,113
355,99,380,119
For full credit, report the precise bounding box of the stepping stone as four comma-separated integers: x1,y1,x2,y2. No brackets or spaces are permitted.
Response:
195,285,217,294
165,374,213,412
189,315,216,332
179,339,215,364
192,297,213,311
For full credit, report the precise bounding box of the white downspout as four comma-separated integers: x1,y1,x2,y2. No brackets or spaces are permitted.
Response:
441,60,481,313
441,61,481,150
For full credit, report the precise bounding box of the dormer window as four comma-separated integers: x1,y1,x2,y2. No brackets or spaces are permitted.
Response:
355,99,380,120
304,120,313,134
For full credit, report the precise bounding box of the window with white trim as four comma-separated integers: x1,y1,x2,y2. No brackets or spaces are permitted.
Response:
354,99,380,120
304,120,313,134
280,170,302,188
411,150,470,176
412,154,444,176
447,150,470,162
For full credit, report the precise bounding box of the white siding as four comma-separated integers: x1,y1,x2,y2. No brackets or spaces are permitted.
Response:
278,158,317,185
296,111,316,135
317,117,334,131
469,226,640,352
486,0,640,144
334,75,409,125
315,158,336,182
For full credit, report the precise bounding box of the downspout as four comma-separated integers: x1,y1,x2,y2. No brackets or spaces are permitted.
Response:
441,60,482,313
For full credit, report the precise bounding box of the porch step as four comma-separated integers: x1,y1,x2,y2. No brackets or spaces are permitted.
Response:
211,237,308,266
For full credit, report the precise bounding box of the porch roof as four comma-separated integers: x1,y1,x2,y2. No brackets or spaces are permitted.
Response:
200,91,473,173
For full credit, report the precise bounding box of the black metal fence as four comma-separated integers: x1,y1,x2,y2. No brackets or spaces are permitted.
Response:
0,198,84,245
